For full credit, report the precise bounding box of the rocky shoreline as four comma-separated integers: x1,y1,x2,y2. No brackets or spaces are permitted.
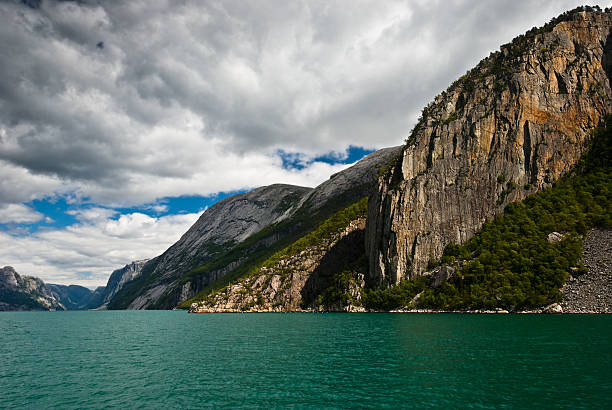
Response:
189,305,606,314
190,228,611,314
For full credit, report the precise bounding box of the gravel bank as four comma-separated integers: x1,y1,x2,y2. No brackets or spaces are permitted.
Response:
561,229,612,313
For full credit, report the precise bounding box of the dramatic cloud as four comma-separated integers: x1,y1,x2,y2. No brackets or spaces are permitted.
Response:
0,0,601,285
0,0,599,206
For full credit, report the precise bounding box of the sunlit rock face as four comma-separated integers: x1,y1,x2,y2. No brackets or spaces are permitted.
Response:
366,10,612,286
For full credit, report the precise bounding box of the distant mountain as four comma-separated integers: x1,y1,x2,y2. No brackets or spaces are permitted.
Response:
0,266,63,311
94,259,149,309
46,284,106,311
0,266,108,311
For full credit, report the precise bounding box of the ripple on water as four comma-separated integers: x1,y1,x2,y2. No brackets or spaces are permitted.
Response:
0,312,611,409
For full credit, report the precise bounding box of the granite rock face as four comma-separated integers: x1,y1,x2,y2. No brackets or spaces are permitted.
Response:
0,266,19,288
366,10,612,286
0,266,64,311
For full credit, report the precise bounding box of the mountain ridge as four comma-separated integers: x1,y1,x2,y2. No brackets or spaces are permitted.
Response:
105,146,401,310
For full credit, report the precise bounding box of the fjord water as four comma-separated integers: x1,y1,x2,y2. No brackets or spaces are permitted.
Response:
1,312,610,409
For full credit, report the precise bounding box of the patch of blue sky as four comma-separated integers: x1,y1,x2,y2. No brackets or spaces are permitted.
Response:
0,196,86,234
29,197,78,228
317,145,375,165
278,145,374,170
114,191,248,218
1,191,248,234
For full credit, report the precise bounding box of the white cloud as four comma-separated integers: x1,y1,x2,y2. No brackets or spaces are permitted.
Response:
67,207,117,222
0,204,44,224
147,204,169,213
0,210,201,287
0,160,64,205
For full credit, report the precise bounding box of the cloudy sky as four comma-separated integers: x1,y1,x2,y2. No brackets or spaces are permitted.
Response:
0,0,602,287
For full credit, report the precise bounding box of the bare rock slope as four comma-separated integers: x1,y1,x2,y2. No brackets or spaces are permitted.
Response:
100,259,149,306
119,184,313,309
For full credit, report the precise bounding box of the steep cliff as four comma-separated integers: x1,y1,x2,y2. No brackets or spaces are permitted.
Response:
360,114,611,311
0,266,64,311
108,146,400,310
366,9,612,286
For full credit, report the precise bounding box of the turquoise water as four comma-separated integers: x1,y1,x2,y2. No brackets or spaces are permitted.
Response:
0,312,611,409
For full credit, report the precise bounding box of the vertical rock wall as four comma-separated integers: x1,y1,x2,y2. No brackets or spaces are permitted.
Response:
366,11,612,286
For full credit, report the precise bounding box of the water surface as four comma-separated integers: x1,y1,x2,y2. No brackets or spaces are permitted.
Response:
1,312,610,408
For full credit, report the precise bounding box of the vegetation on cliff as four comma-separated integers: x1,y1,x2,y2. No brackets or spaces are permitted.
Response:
179,197,370,309
260,197,368,273
365,116,611,311
185,198,369,311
